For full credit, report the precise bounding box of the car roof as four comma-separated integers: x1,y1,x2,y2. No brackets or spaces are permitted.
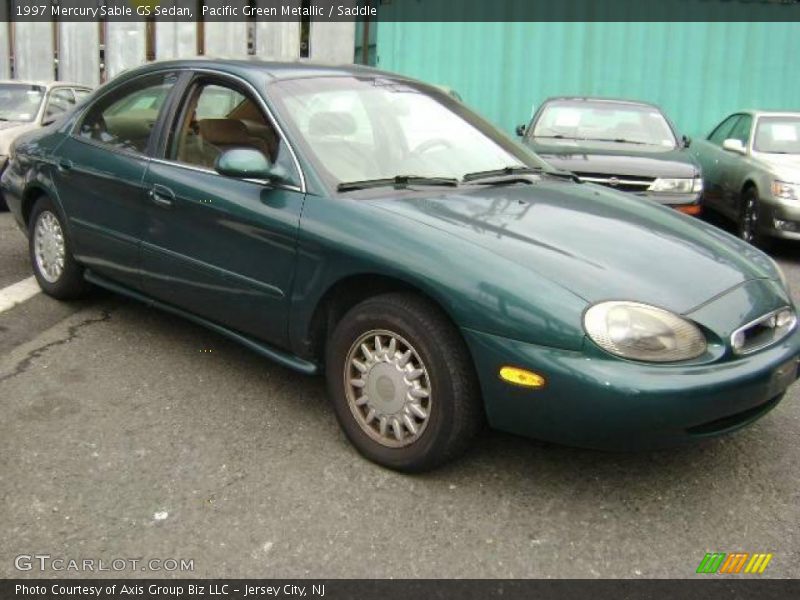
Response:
540,96,663,110
0,79,93,90
741,109,800,118
113,57,405,83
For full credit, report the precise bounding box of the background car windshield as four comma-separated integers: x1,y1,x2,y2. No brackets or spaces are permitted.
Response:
754,117,800,154
272,77,541,184
532,101,677,147
0,83,45,122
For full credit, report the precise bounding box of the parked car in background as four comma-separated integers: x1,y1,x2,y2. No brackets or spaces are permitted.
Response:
2,61,798,471
0,80,93,209
517,97,703,215
692,111,800,246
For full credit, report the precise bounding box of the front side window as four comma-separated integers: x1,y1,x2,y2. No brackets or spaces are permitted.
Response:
727,114,753,146
530,100,677,147
0,83,45,122
271,76,542,186
754,117,800,154
78,73,177,154
168,80,299,185
708,115,741,145
44,88,76,121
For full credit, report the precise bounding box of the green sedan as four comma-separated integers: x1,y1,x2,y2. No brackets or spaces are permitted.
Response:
2,60,799,471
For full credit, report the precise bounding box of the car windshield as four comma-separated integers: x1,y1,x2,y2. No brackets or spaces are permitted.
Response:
531,100,677,147
270,76,547,187
0,83,45,122
754,117,800,154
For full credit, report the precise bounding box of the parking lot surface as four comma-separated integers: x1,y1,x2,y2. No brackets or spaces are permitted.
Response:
1,211,799,579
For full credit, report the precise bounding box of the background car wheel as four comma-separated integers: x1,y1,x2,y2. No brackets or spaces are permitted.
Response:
738,187,771,249
28,196,89,299
326,292,483,472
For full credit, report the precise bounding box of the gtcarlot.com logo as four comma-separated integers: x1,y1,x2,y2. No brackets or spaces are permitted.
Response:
14,554,194,573
696,552,773,574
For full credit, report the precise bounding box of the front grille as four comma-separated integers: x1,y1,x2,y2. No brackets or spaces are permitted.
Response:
574,172,655,193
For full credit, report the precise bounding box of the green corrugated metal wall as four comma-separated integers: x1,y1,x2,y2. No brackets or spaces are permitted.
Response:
375,19,800,138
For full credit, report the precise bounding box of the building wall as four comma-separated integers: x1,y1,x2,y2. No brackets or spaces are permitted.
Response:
376,20,800,138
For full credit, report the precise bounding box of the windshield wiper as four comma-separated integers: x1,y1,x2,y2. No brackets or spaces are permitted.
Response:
534,134,573,140
337,175,459,192
582,137,651,145
462,165,544,183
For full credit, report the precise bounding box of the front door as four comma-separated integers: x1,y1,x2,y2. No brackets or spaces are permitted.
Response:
695,113,741,217
140,75,305,348
53,72,179,289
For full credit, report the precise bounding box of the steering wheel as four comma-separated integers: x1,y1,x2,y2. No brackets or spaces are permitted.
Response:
412,138,454,155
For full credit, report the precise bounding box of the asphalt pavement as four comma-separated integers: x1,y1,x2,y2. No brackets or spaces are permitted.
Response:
1,211,798,579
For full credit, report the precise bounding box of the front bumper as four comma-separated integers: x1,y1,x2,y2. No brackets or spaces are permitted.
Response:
759,195,800,240
463,324,800,450
636,191,703,214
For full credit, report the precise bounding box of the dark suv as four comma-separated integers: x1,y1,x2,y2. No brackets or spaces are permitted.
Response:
518,97,704,215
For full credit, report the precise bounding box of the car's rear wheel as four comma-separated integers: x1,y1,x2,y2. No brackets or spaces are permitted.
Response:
326,292,482,472
29,196,89,299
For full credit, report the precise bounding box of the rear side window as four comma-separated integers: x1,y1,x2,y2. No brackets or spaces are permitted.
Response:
77,73,177,154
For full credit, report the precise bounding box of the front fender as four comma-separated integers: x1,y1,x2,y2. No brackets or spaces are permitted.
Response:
288,195,588,357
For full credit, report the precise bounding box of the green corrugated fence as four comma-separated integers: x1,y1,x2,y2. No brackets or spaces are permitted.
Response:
376,17,800,138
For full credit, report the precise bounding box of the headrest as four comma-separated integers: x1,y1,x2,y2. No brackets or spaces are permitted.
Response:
308,111,356,137
198,119,250,145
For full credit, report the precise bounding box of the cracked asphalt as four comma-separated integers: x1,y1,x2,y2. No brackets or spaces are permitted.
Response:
1,211,799,579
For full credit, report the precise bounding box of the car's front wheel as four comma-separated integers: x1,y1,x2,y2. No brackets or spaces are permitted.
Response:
28,196,89,299
738,187,770,248
326,292,482,472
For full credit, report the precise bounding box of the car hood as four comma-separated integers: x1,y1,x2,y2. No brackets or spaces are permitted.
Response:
754,152,800,182
0,121,37,155
366,180,776,314
528,139,699,178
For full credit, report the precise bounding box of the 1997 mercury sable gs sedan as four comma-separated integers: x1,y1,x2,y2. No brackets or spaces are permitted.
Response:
2,60,799,471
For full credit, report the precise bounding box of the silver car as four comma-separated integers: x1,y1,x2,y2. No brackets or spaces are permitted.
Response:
693,110,800,245
0,80,93,209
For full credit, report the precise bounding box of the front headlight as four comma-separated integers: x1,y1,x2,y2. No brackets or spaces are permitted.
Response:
648,177,702,194
770,180,800,202
584,301,707,362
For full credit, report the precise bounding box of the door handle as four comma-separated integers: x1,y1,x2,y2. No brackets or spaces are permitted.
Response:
57,159,73,172
149,184,175,208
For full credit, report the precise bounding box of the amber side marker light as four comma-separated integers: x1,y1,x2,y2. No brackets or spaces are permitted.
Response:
499,366,546,388
677,205,702,216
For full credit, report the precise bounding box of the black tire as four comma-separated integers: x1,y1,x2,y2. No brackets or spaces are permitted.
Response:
0,193,8,211
325,292,483,472
28,195,89,299
738,187,771,250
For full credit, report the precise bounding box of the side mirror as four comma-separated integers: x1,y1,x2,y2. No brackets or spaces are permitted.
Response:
215,148,282,181
515,123,527,137
722,138,746,155
682,134,692,148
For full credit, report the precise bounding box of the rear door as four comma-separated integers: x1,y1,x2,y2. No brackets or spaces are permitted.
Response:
140,72,306,348
53,71,181,289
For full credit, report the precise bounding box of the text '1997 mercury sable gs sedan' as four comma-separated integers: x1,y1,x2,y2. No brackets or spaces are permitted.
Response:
2,60,799,471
